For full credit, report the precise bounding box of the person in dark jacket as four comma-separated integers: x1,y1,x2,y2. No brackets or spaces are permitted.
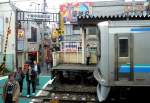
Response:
33,61,41,85
86,44,91,65
15,67,25,95
26,65,37,97
3,72,20,103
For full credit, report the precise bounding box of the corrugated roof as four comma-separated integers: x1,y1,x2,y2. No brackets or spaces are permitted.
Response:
78,14,150,21
77,14,150,25
78,1,149,22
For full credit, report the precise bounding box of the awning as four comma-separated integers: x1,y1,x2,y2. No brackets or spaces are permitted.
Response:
77,14,150,25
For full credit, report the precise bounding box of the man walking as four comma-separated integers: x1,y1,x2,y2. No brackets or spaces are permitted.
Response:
33,61,41,85
26,65,37,97
15,67,25,95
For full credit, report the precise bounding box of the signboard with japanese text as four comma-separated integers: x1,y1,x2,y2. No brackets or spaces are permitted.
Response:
17,11,59,22
61,42,81,52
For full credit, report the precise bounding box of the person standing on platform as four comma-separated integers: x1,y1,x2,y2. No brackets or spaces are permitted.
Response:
14,67,25,95
33,61,41,85
86,44,91,65
26,65,37,97
3,72,20,103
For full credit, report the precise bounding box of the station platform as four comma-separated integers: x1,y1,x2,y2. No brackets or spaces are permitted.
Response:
0,75,52,103
52,64,96,71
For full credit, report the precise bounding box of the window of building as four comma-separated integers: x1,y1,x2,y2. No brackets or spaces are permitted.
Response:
64,24,72,35
119,39,128,57
88,27,97,35
73,25,80,35
28,27,37,42
73,25,80,30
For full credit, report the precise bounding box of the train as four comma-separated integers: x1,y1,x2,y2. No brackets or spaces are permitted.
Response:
94,20,150,102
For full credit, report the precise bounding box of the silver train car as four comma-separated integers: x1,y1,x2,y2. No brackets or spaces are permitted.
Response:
94,20,150,102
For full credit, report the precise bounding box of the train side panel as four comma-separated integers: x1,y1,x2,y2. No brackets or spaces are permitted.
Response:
108,20,150,86
95,20,150,102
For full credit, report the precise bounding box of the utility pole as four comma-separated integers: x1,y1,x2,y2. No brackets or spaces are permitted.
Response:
41,0,47,66
43,0,47,29
132,0,135,15
43,0,46,13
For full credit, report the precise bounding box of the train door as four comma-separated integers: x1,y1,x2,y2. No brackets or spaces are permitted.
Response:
114,34,134,81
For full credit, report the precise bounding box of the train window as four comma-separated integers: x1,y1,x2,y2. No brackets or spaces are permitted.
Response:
119,39,128,57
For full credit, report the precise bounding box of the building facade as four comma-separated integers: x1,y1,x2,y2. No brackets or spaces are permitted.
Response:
57,2,97,64
0,2,16,71
0,2,45,71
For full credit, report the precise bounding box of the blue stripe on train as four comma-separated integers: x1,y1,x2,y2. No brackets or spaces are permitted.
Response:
131,28,150,32
119,65,150,73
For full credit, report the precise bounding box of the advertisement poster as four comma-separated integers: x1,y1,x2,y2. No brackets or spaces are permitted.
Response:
60,2,93,23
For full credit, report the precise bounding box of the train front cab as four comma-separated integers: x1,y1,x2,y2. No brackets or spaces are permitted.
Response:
95,21,150,102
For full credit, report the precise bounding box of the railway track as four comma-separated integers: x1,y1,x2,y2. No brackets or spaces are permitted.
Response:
42,83,97,103
1,84,149,103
